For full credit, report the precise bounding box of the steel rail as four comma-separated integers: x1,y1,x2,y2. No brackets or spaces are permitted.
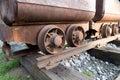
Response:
37,34,120,69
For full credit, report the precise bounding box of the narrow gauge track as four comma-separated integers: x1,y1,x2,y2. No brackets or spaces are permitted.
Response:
15,34,120,69
37,34,120,69
19,34,120,80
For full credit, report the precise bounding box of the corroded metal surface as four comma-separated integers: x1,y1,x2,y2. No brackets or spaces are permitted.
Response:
37,34,120,69
101,24,112,38
92,0,105,22
94,0,120,22
111,24,119,36
0,0,95,25
0,20,89,45
37,25,65,54
66,25,85,47
2,42,12,61
17,0,96,11
0,0,120,57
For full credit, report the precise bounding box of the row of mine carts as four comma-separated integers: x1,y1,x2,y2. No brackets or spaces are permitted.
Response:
0,0,120,60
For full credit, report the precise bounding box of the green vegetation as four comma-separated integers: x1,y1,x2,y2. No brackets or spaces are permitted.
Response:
0,74,18,80
64,44,70,48
82,70,94,78
0,51,31,80
23,77,31,80
0,52,20,80
0,59,20,75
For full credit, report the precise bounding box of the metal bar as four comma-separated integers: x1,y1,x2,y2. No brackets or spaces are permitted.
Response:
37,34,120,69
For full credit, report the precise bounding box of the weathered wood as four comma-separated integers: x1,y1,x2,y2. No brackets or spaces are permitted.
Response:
88,46,120,65
20,54,92,80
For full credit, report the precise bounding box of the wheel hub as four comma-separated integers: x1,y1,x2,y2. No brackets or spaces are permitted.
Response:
76,31,84,41
108,26,112,35
52,35,62,47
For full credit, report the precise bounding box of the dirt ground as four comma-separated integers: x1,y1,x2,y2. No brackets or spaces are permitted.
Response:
8,66,34,80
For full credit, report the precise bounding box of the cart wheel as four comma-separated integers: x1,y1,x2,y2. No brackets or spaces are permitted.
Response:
66,25,85,47
38,25,65,54
101,24,112,38
111,24,119,36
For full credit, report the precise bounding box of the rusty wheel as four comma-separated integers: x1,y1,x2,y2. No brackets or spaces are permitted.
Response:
66,25,85,47
101,24,112,38
38,25,65,54
111,24,119,36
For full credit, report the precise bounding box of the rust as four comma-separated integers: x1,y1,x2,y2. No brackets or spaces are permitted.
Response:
0,21,89,45
2,42,13,61
37,34,120,69
53,35,63,47
37,25,65,54
94,0,120,22
66,25,85,47
111,24,119,36
92,0,105,22
101,24,112,38
0,0,120,63
0,0,95,25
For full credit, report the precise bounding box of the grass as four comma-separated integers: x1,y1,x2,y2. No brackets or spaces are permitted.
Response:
82,70,94,78
23,77,31,80
0,51,31,80
0,74,18,80
0,51,21,80
0,52,6,64
0,59,20,75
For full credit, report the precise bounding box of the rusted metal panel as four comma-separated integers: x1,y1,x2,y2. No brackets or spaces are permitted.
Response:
93,0,120,22
11,25,44,44
0,22,89,45
104,0,120,14
94,0,120,22
101,0,120,21
0,0,95,25
17,0,96,12
102,14,120,21
16,3,95,23
0,20,13,41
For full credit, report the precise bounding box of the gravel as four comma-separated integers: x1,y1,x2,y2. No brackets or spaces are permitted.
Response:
61,43,120,80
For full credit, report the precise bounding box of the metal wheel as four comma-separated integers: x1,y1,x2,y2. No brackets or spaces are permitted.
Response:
111,24,119,36
101,24,112,38
38,25,65,54
66,25,85,47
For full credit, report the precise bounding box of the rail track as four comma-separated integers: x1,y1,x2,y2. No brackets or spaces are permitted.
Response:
36,34,120,69
12,34,120,69
16,34,120,80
